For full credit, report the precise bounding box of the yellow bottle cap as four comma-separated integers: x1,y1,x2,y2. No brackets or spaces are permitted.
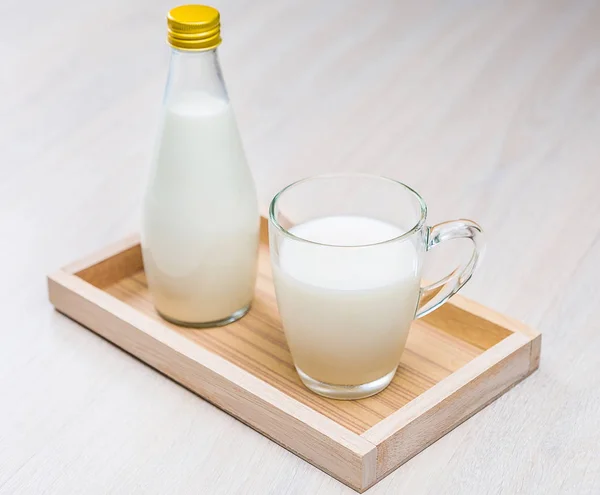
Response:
167,5,222,51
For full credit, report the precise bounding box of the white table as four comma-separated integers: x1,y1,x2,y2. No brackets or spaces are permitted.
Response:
2,0,599,493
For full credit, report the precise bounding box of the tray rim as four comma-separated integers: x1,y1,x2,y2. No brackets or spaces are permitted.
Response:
47,231,540,493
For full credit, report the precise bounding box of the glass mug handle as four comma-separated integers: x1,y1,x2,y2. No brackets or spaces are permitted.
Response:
415,220,485,318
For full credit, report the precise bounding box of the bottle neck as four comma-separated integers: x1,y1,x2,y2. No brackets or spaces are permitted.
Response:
164,48,228,103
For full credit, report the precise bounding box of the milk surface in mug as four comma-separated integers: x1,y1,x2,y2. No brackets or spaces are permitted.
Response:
273,216,422,385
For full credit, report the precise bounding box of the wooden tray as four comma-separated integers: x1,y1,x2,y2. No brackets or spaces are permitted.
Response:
48,218,540,492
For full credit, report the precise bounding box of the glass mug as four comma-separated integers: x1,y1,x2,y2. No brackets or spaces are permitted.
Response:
268,174,485,399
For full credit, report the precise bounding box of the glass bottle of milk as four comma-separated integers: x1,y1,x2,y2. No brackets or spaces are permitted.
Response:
142,5,259,327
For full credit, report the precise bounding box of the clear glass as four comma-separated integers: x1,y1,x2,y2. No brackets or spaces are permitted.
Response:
141,47,260,328
269,174,484,399
163,48,228,102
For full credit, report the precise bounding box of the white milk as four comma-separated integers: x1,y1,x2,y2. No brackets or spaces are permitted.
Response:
273,216,422,385
142,91,259,324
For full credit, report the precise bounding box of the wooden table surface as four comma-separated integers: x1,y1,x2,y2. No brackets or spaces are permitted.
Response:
2,0,599,493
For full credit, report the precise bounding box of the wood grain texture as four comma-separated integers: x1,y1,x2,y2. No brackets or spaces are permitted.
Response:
2,0,600,493
47,223,537,491
100,239,490,435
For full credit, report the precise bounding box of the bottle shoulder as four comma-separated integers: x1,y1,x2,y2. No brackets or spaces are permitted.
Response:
148,91,254,183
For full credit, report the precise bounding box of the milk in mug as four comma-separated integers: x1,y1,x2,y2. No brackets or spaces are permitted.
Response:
272,216,422,385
